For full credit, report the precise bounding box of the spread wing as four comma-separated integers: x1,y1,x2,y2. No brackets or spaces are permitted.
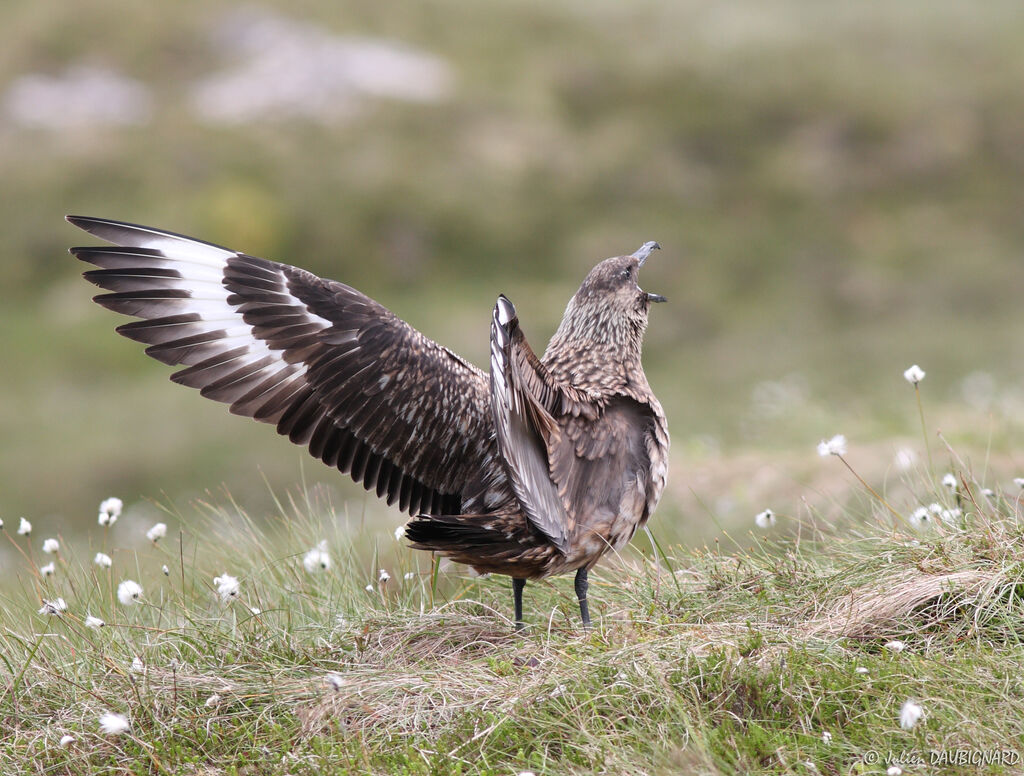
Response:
69,215,493,516
488,295,598,553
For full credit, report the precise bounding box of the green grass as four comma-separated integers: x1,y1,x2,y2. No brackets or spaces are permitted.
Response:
3,440,1024,775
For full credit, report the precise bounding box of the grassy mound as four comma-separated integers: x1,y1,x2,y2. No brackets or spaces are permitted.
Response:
3,463,1023,774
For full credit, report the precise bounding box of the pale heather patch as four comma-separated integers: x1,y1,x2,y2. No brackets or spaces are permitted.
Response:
191,9,452,125
4,66,152,130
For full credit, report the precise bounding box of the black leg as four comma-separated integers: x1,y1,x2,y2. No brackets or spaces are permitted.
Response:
574,567,591,628
512,578,526,631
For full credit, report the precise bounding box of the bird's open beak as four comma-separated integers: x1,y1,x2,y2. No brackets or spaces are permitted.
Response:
632,241,665,302
633,241,665,302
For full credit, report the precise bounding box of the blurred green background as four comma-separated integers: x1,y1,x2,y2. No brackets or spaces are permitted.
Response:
2,0,1023,544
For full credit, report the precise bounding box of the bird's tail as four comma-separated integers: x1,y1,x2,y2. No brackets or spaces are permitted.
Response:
404,512,532,572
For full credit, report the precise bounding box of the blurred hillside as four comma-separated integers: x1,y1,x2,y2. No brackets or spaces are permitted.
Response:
2,0,1023,534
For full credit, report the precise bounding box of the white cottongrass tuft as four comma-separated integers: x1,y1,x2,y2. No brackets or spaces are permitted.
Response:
130,656,145,673
365,583,374,592
821,731,832,744
903,364,926,385
85,615,105,629
214,574,240,601
887,767,903,776
38,598,67,615
1014,477,1024,489
42,538,60,554
17,517,32,536
146,522,167,542
394,524,406,541
303,540,331,573
40,562,56,577
204,693,222,708
899,699,924,730
59,734,75,747
249,606,261,615
941,472,957,490
326,672,345,691
117,579,143,605
98,497,123,526
884,639,906,653
0,518,3,530
378,568,391,584
404,571,415,581
162,564,170,576
816,434,847,457
98,711,130,736
855,666,869,675
94,552,112,569
940,507,962,525
910,502,956,529
908,507,932,529
893,446,917,471
754,509,776,530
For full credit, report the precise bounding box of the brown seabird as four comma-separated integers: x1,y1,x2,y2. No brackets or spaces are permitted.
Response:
69,216,669,629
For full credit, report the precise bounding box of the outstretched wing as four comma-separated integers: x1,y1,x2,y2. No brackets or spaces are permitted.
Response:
70,215,493,516
488,295,599,553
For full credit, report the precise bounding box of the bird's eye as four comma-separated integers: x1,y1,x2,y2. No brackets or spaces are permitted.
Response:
620,268,631,280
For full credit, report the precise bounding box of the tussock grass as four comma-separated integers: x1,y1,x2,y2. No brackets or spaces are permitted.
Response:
3,457,1024,774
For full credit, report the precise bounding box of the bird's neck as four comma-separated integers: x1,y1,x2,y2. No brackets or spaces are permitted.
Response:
541,300,649,397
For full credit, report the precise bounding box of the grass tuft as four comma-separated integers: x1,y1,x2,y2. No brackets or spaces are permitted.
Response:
3,455,1024,774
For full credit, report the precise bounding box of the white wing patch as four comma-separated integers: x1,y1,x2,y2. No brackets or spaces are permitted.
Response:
71,216,333,422
71,217,236,265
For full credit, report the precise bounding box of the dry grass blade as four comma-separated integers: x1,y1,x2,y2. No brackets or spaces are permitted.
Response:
806,568,993,639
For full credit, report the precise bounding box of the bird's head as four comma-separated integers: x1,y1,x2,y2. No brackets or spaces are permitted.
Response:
572,241,666,316
546,241,665,362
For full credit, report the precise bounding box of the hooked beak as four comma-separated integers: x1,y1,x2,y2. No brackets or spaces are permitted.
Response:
632,240,660,266
646,292,667,303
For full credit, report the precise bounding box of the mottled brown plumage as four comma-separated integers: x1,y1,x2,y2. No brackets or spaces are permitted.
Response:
70,217,669,628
